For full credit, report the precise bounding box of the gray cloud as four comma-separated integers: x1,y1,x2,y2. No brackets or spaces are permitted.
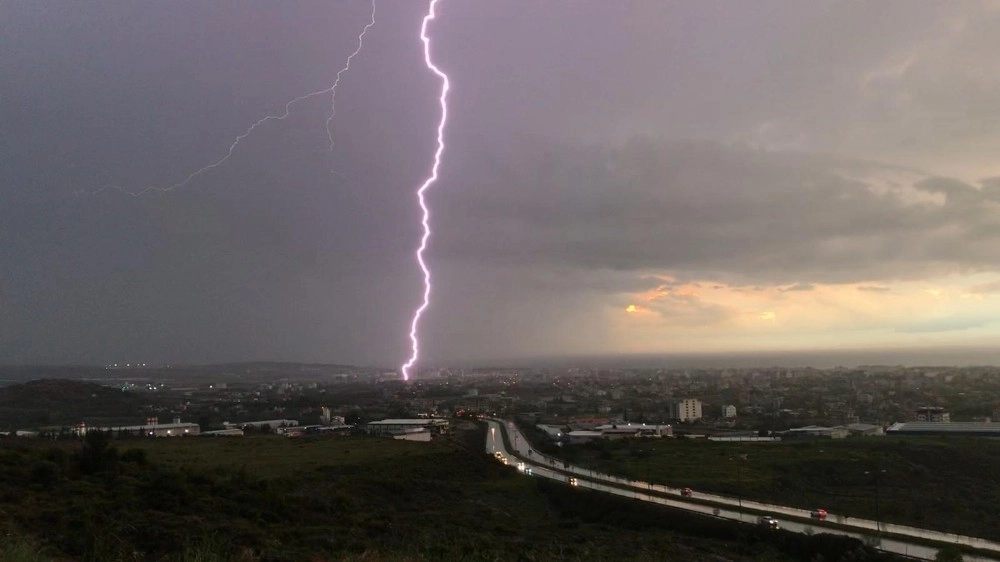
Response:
435,136,1000,286
858,285,893,293
780,283,815,292
5,0,1000,366
968,280,1000,295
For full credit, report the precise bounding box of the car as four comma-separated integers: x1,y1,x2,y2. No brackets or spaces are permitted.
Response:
810,509,828,521
681,487,693,497
569,477,578,487
758,516,780,529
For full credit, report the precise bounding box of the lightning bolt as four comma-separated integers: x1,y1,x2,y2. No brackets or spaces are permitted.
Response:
86,0,375,197
326,1,376,151
401,0,450,382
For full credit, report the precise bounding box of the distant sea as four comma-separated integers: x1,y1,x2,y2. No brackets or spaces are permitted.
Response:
481,346,1000,369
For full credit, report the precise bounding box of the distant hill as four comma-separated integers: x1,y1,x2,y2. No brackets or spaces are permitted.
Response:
0,379,150,429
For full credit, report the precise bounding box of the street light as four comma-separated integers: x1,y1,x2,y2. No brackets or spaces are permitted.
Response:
865,469,887,533
647,447,655,492
730,453,748,511
491,427,496,453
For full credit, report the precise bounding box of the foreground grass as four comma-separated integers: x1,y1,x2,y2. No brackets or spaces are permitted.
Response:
521,423,1000,541
0,423,904,561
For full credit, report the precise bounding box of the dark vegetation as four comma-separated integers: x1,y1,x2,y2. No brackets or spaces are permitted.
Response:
0,379,152,429
520,421,1000,541
0,421,904,561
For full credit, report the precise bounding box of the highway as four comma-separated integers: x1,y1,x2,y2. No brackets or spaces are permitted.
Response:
486,419,1000,562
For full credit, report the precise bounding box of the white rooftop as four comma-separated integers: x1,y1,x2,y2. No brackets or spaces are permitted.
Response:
110,422,199,430
888,422,1000,433
368,418,448,425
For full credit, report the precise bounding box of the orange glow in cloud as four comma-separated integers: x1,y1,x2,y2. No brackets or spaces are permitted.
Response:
609,273,1000,354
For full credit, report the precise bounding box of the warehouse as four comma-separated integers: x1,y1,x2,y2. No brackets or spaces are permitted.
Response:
365,418,449,436
886,422,1000,437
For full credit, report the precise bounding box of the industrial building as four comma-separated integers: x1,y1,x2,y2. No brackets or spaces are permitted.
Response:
202,428,244,437
886,422,1000,437
392,428,432,442
223,419,299,431
365,418,449,436
782,425,848,439
844,423,883,436
915,407,950,422
77,417,200,437
595,423,672,438
564,430,603,444
562,423,672,444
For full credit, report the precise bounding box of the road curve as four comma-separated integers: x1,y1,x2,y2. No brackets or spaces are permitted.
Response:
485,419,1000,562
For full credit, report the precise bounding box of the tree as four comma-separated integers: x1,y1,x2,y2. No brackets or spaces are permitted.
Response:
77,430,119,474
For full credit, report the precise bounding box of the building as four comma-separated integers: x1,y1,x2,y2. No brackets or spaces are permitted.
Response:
915,407,950,422
721,405,737,419
365,418,449,436
392,428,432,442
708,435,780,442
886,422,1000,437
223,419,299,431
562,423,672,444
845,423,884,437
202,428,244,437
600,427,642,440
283,424,354,438
594,423,672,438
670,399,703,422
564,430,602,444
536,424,564,440
782,425,848,439
78,418,201,437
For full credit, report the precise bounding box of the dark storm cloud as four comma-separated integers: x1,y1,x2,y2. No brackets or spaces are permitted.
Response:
434,136,1000,286
5,0,1000,366
0,1,437,365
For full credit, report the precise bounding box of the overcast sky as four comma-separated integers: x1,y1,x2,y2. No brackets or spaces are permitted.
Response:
5,0,1000,369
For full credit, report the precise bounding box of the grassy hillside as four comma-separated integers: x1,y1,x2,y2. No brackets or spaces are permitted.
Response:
0,421,901,561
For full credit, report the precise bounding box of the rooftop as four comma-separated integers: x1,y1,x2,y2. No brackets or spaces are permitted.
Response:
367,418,448,425
887,422,1000,434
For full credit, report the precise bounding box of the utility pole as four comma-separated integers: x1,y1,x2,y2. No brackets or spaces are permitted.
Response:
648,447,655,492
865,469,886,533
731,453,747,511
738,458,743,510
